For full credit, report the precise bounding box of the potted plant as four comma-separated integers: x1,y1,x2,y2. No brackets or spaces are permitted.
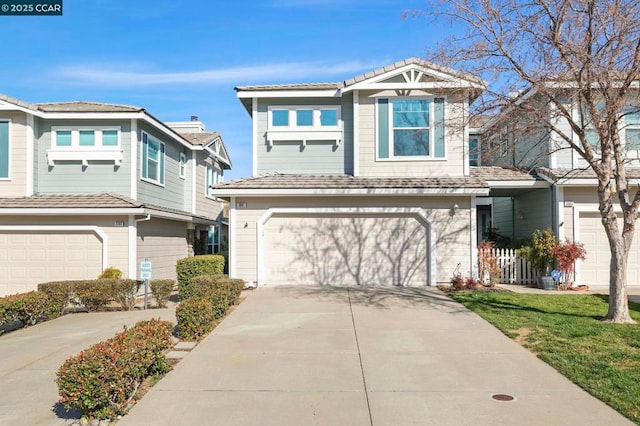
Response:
553,239,587,289
520,229,557,290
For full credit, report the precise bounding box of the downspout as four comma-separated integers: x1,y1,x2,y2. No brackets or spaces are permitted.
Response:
135,214,151,224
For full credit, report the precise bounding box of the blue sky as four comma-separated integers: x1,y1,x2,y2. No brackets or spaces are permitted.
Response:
0,0,454,179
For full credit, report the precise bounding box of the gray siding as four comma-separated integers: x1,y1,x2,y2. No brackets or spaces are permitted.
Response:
514,188,553,241
136,122,188,212
256,95,353,175
34,118,131,195
491,197,514,243
137,218,188,280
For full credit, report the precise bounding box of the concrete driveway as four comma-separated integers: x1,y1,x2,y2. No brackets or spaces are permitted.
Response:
0,305,176,425
122,286,632,426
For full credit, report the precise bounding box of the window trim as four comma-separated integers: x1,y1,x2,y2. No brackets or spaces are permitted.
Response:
179,152,187,179
267,105,342,131
375,96,447,162
141,131,166,187
500,126,509,157
0,119,11,180
51,126,122,149
205,163,222,199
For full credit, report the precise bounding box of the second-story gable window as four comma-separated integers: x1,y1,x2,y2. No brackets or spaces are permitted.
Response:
268,106,341,130
205,163,222,198
52,128,121,148
141,132,165,186
377,97,446,160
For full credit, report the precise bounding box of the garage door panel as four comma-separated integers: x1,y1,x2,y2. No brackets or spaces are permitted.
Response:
0,231,103,295
265,215,428,286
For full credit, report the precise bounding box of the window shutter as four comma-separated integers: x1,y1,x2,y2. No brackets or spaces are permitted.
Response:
377,99,389,159
434,97,445,158
141,133,148,179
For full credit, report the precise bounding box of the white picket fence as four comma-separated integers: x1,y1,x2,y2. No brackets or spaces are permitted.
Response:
482,248,540,285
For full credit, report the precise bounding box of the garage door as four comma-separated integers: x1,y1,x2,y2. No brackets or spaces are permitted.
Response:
579,213,640,286
0,231,103,295
264,214,428,286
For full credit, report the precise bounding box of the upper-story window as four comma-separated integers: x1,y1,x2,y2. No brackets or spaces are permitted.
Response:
141,132,165,186
377,97,446,160
469,136,480,166
625,107,640,153
0,120,9,179
500,126,509,157
268,106,341,130
205,163,222,198
52,127,121,149
179,152,187,179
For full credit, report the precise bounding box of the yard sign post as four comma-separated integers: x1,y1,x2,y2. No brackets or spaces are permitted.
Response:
140,260,152,310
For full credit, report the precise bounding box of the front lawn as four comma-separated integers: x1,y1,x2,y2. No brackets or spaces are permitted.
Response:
449,291,640,424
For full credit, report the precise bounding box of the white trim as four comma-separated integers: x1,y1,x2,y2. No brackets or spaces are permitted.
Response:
140,131,166,186
255,207,436,287
130,119,138,199
485,180,550,189
556,186,565,240
51,126,122,149
210,187,490,197
344,82,484,92
470,196,477,276
47,150,123,167
128,215,136,279
0,225,108,272
0,118,11,181
463,97,470,176
237,89,341,99
25,115,34,195
353,90,360,176
191,151,197,214
229,196,237,277
267,105,342,131
252,98,258,176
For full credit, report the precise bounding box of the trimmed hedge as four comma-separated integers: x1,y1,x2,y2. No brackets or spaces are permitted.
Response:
150,279,174,308
176,296,216,341
37,281,77,318
75,280,113,312
176,255,225,299
56,319,173,420
0,291,52,330
110,279,139,311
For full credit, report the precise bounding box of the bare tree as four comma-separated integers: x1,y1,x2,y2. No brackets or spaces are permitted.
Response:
415,0,640,322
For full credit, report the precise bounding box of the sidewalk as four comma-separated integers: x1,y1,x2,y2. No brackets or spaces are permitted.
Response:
0,304,176,425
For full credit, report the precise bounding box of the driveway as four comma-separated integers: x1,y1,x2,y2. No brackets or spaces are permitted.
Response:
0,305,176,425
122,286,632,426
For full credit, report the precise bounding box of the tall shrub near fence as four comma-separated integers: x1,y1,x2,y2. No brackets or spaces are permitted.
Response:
176,255,225,299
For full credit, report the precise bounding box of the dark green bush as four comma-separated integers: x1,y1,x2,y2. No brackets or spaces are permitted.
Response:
176,296,215,341
176,255,224,299
75,280,112,312
0,291,51,328
109,279,139,311
56,319,173,420
37,281,77,318
150,279,174,308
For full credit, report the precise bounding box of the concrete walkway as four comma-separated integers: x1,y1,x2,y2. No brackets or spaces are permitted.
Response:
122,286,632,426
0,304,176,425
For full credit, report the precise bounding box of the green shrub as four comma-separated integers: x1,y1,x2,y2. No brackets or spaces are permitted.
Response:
110,279,139,311
56,319,173,420
75,280,112,312
37,281,77,318
150,279,174,308
176,296,215,341
98,267,122,279
0,291,51,328
176,255,224,299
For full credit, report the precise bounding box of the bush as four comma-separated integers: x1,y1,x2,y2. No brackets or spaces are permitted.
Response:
110,279,139,311
176,296,215,341
450,275,465,291
150,279,174,308
37,281,77,318
0,291,51,328
98,267,122,279
189,275,230,318
176,255,225,299
75,280,112,312
56,319,173,420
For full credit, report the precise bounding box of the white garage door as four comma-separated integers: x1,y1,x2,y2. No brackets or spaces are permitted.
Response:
264,214,429,286
0,231,103,296
579,213,640,286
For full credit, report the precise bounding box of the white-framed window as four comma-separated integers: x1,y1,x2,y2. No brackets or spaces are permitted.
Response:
205,163,222,198
469,136,480,166
376,97,446,160
625,106,640,154
141,132,165,186
51,127,121,149
500,126,509,157
208,225,220,254
179,152,187,179
267,106,341,130
0,120,10,179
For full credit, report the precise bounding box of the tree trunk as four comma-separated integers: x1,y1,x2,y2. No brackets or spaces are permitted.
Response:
602,220,635,323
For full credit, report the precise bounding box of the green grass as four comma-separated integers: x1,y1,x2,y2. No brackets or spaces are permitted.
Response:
449,291,640,424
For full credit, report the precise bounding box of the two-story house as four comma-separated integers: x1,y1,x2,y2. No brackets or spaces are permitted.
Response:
0,95,231,296
472,89,640,286
211,58,490,287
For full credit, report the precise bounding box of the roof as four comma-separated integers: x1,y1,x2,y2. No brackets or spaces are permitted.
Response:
470,167,540,181
180,132,222,146
33,101,144,113
235,82,341,92
211,174,487,194
0,193,217,222
537,167,640,181
469,115,494,130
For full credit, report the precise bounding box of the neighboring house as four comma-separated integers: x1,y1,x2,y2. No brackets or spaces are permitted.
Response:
211,58,490,287
0,96,231,296
473,92,640,286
